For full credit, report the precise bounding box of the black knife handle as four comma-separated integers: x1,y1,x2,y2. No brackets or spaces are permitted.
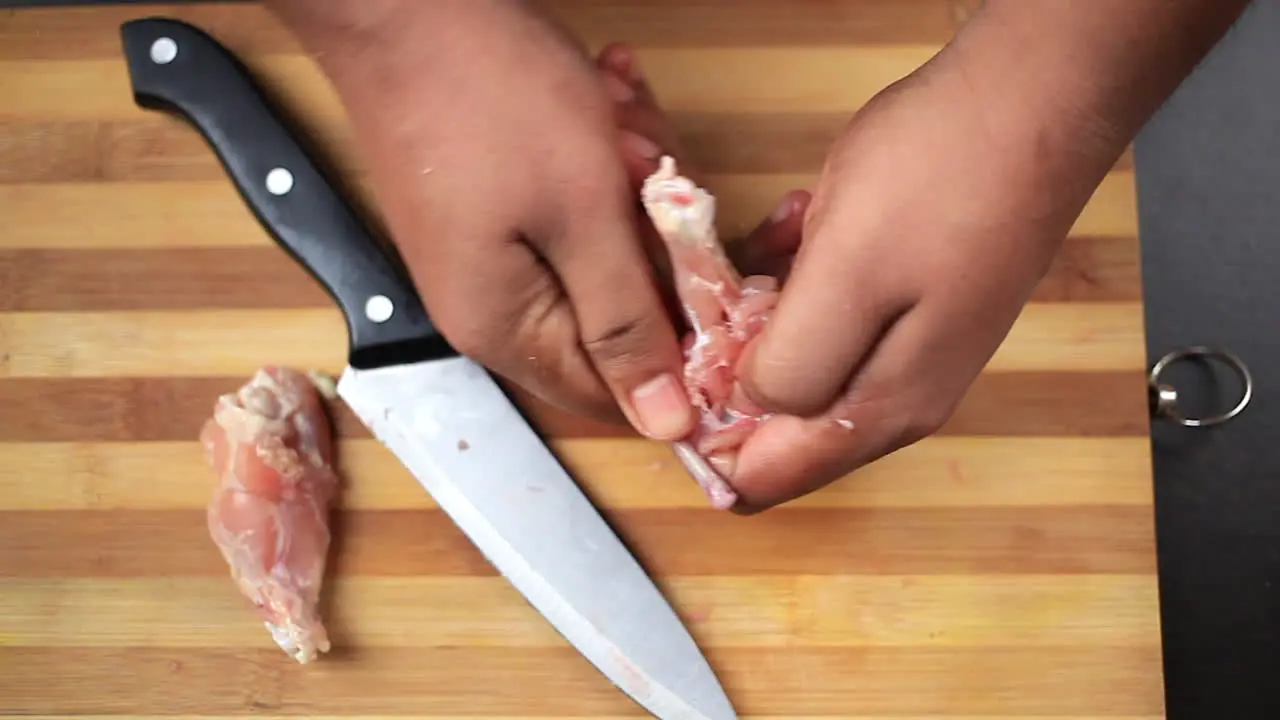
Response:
119,16,455,369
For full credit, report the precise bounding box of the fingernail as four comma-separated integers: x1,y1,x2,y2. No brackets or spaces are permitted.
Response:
631,373,692,440
621,130,661,160
610,45,643,82
708,452,737,478
602,71,635,104
770,196,794,223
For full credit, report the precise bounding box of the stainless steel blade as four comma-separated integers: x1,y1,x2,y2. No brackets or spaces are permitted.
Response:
337,355,737,720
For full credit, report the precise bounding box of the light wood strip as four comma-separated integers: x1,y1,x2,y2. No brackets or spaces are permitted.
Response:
0,0,961,60
0,115,1132,184
0,506,1158,578
0,235,1141,312
0,171,1138,251
0,575,1160,649
0,47,942,120
0,302,1145,379
0,437,1154,511
0,646,1166,716
0,371,1151,443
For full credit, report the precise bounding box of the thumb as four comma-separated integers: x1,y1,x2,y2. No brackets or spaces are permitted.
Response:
738,203,912,418
537,171,696,442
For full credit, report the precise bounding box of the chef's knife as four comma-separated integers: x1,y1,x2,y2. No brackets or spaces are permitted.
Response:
119,16,736,720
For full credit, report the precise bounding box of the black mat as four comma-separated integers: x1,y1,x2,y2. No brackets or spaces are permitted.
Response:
1136,1,1280,718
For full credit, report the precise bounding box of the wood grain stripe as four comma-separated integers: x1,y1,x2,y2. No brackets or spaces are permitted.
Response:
0,116,1133,183
2,575,1159,648
0,303,1144,378
0,506,1157,578
0,172,1139,250
0,1,961,60
0,371,1149,442
0,646,1165,715
0,48,942,120
0,235,1141,312
0,437,1154,511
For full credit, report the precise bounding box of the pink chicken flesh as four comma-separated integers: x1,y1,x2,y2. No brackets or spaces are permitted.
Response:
641,156,781,510
200,365,340,663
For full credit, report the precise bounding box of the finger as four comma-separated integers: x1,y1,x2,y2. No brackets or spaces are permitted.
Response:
397,213,625,426
595,48,707,332
726,311,926,512
725,413,865,512
725,190,812,280
595,88,682,324
737,194,917,418
533,159,697,442
597,42,659,108
596,43,692,183
730,277,1021,510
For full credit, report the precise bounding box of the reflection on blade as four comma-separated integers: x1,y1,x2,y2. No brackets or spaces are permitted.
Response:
337,356,737,720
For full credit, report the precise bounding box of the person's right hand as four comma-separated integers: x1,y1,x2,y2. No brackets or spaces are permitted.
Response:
265,0,696,441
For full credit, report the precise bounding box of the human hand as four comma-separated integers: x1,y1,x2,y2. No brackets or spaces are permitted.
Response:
726,33,1135,510
591,43,812,322
595,43,822,507
265,0,697,441
596,39,1102,513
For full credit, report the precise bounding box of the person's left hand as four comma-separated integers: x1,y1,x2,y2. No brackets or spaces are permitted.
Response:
597,38,1122,514
722,39,1131,511
593,42,813,358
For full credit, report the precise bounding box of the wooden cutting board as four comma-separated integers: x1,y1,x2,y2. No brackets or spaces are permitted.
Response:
0,2,1165,717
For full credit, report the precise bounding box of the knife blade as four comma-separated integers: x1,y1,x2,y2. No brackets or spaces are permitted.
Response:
118,16,737,720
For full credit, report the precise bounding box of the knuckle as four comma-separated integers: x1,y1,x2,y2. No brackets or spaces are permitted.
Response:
561,153,628,211
437,271,564,366
900,402,955,446
530,164,626,253
847,383,958,451
745,367,834,418
580,312,667,377
434,316,496,362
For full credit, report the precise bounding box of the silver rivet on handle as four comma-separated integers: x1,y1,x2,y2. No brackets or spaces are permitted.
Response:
150,37,178,64
365,295,394,324
265,167,294,196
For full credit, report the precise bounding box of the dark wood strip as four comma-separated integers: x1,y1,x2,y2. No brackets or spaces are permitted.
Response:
0,117,349,184
0,116,1134,184
679,114,1134,173
0,1,958,61
0,235,1138,312
0,505,1157,578
0,645,1164,715
1031,235,1141,302
0,119,107,184
0,247,331,311
0,371,1149,443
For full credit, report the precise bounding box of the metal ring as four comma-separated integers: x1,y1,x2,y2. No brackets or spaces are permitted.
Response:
1148,345,1253,427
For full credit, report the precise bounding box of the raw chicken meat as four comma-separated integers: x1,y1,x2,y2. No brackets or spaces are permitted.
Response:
641,156,782,510
199,365,340,663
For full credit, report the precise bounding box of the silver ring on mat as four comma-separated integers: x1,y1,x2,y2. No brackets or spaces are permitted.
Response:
1148,345,1253,428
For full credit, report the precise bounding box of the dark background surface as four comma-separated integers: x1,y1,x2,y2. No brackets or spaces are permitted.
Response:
4,0,1279,717
1135,1,1280,718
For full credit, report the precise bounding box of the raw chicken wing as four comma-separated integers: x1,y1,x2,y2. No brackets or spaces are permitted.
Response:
199,365,340,663
641,156,782,509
